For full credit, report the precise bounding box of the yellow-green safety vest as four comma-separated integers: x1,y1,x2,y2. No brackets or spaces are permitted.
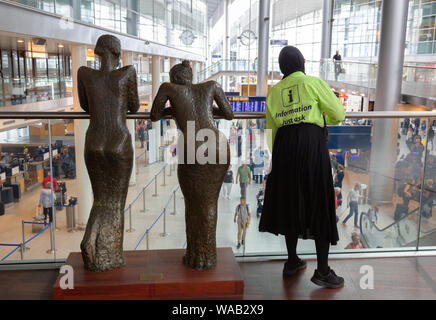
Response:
266,71,346,150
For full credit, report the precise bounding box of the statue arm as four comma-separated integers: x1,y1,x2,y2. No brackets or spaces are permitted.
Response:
213,82,234,120
127,66,140,113
150,83,171,121
77,67,89,113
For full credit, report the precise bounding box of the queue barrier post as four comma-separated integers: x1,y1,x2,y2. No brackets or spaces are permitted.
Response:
141,188,146,212
170,190,177,216
21,221,30,251
146,230,150,250
136,157,139,174
162,166,166,186
153,175,158,197
126,206,135,233
46,223,55,254
160,208,169,237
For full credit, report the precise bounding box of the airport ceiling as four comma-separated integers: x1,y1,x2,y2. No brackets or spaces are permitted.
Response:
206,0,221,21
206,0,323,27
272,0,323,27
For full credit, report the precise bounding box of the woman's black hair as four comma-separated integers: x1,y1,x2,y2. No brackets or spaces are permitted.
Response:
278,46,305,79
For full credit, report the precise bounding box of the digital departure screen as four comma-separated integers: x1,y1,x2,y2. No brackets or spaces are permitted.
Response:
227,96,266,112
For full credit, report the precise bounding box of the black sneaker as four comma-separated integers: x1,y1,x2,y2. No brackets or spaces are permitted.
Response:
311,267,344,289
236,243,241,249
241,240,245,245
282,259,307,276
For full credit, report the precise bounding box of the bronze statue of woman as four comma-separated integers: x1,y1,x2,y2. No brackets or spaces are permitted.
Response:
77,35,139,272
151,61,234,270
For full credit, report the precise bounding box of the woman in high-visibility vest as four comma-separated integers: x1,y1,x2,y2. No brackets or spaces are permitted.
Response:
259,46,346,289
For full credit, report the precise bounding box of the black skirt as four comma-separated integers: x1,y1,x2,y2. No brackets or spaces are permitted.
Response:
259,123,339,245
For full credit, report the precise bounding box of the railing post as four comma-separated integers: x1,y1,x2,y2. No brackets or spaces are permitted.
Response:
153,175,158,197
144,150,147,167
160,208,169,237
126,206,135,233
170,190,176,216
20,243,24,260
141,188,146,212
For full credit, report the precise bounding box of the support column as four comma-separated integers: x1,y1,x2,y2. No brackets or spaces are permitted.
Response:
223,0,230,91
170,58,177,68
165,0,173,46
169,58,177,132
152,55,162,160
122,51,136,186
191,61,198,84
71,44,92,226
126,0,139,36
368,0,409,204
320,0,334,80
256,0,270,96
72,0,81,21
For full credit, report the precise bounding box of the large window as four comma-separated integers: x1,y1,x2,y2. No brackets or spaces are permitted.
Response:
0,49,72,107
9,0,206,56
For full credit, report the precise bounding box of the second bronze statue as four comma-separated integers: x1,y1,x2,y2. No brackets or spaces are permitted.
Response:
77,35,139,272
151,61,234,270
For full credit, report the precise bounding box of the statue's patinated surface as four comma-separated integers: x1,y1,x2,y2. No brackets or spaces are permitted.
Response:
151,61,234,270
78,35,139,272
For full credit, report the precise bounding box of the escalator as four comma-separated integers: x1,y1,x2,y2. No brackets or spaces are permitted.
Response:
360,207,436,248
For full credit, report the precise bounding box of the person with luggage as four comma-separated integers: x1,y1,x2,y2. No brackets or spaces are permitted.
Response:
39,182,56,223
234,197,251,249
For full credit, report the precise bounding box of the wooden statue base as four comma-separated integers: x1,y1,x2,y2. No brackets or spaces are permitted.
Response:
53,248,244,300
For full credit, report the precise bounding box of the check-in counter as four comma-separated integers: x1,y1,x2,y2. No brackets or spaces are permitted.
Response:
27,161,44,184
8,170,25,195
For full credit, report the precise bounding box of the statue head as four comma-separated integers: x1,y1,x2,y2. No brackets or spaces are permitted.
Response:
170,60,192,85
94,34,121,70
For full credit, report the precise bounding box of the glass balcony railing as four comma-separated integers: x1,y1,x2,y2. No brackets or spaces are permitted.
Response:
0,111,436,266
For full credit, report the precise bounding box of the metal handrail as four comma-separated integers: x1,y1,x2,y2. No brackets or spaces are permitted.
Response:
1,111,436,120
